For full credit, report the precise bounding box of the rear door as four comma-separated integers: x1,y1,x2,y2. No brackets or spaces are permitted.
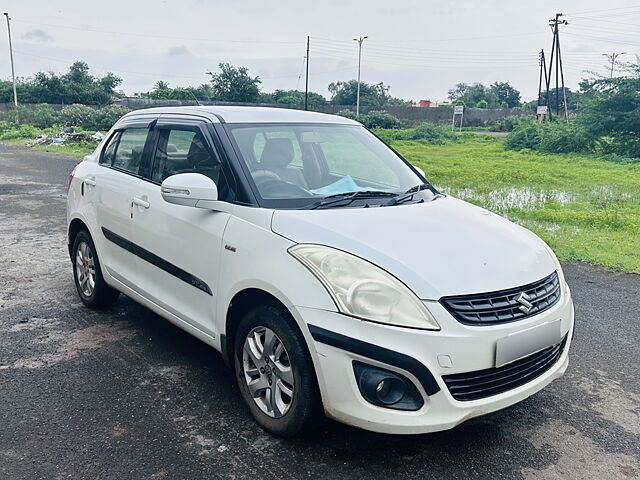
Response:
92,120,154,290
131,117,235,336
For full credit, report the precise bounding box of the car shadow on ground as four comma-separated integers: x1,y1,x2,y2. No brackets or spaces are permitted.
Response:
108,294,559,476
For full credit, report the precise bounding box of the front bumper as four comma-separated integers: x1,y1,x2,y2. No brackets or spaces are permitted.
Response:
296,290,574,434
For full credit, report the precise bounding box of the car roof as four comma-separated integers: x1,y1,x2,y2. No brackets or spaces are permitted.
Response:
122,105,361,125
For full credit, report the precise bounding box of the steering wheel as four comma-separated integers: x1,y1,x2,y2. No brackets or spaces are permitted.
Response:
252,170,281,186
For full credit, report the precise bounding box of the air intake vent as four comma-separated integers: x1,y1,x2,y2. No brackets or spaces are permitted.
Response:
443,335,567,401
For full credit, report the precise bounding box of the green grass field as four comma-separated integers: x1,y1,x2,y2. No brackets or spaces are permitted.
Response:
4,129,638,273
388,135,640,274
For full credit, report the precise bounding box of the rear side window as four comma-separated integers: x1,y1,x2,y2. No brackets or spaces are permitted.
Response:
100,132,121,165
111,128,148,174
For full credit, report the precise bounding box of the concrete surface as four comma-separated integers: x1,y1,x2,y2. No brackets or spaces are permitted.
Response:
0,143,638,480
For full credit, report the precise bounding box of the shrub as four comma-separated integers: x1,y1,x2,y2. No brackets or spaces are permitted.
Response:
476,99,489,109
505,118,594,153
30,104,59,129
336,110,405,129
410,122,456,144
92,105,131,130
59,104,97,129
360,111,404,129
0,124,41,140
336,109,359,121
504,119,543,150
492,114,531,132
538,119,593,154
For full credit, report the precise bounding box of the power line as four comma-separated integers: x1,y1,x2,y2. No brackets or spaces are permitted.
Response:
566,5,640,16
13,19,300,46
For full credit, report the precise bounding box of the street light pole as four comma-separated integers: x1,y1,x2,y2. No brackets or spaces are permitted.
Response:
353,35,367,116
3,12,17,107
603,52,626,78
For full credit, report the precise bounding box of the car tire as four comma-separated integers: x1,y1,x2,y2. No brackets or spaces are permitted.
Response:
72,229,119,309
234,304,321,437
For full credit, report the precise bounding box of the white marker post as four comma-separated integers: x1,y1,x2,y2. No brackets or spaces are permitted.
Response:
452,105,464,132
536,105,548,122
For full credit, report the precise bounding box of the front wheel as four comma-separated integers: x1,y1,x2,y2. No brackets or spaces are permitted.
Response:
234,304,320,437
72,230,119,308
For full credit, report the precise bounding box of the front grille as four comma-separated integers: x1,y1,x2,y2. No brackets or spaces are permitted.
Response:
440,272,560,326
443,335,567,401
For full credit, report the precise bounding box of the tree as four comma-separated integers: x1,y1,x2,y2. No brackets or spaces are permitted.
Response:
489,82,521,108
447,82,498,108
207,63,261,103
61,61,121,104
0,62,121,105
327,80,405,107
578,61,640,157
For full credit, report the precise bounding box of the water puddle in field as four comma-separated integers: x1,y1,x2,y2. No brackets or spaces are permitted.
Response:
441,186,572,212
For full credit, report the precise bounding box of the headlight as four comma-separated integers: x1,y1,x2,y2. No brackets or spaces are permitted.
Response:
542,243,569,296
289,244,440,330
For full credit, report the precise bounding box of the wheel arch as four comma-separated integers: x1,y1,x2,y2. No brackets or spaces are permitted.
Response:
222,287,307,369
68,217,90,259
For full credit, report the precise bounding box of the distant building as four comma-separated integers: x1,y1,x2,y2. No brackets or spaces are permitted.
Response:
418,100,432,108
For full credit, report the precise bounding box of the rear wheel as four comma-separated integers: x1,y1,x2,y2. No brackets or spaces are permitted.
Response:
72,230,119,308
234,304,320,437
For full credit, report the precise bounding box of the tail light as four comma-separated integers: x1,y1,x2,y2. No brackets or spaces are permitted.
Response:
67,165,78,193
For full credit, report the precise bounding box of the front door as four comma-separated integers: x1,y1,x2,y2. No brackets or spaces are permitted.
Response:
132,119,233,336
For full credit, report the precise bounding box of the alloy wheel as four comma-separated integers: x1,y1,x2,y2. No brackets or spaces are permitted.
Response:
75,241,96,297
242,326,295,418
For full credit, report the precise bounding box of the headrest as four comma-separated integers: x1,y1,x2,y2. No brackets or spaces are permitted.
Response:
260,138,294,169
188,136,211,166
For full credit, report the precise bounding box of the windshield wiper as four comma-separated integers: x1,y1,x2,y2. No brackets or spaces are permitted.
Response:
304,190,397,210
384,182,438,207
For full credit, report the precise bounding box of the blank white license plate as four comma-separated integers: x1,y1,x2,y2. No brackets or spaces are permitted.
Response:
495,319,562,368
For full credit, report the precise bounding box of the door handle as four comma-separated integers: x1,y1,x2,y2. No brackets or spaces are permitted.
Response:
133,197,150,209
84,178,97,187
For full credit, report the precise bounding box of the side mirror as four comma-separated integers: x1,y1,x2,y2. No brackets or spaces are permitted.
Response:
161,173,226,211
414,166,426,178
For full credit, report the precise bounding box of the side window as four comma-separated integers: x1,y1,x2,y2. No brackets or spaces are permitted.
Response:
112,128,149,174
100,132,121,165
151,127,233,201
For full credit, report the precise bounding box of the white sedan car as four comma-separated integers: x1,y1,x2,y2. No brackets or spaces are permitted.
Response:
67,106,574,436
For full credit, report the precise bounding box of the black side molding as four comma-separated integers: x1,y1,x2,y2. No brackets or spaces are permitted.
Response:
101,227,212,296
308,324,440,396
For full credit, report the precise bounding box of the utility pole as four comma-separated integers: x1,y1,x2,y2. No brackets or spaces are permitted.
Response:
603,52,626,78
304,36,310,111
353,35,367,116
3,12,17,107
545,13,568,120
537,50,548,108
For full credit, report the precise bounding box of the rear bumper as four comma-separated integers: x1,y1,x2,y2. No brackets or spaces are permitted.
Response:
297,291,574,434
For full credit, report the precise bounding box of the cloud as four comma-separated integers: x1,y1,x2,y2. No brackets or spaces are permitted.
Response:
22,29,54,42
167,46,190,56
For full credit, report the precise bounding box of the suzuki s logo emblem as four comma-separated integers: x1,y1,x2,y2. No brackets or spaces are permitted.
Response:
516,292,534,314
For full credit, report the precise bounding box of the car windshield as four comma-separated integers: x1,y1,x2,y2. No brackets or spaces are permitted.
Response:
226,123,427,209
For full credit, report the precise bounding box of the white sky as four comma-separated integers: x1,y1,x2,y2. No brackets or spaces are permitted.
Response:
2,0,639,102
